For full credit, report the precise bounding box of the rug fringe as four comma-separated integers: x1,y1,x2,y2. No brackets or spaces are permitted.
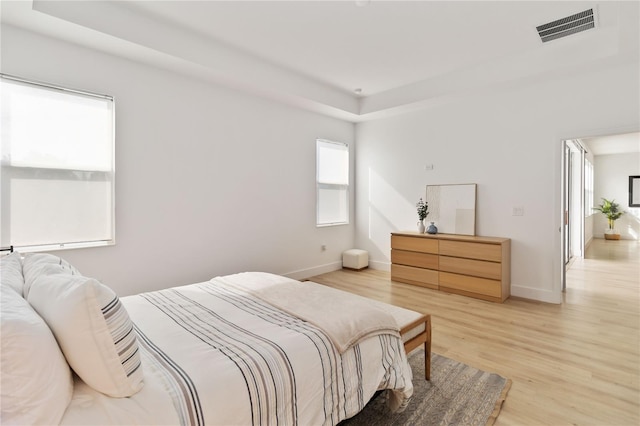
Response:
485,378,512,426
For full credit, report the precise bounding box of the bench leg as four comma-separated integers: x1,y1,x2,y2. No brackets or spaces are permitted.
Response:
424,315,431,381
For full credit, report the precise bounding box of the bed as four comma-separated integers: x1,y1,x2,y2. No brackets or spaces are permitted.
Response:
1,252,430,426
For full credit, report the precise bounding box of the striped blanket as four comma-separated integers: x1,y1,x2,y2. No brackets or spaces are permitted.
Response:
60,274,413,426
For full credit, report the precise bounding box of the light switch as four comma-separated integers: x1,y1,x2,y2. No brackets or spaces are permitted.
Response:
512,207,524,216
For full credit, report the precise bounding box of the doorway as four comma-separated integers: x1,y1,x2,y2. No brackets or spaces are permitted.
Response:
561,139,587,291
560,130,640,292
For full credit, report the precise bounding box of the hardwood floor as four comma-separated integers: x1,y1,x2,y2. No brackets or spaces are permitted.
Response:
309,238,640,425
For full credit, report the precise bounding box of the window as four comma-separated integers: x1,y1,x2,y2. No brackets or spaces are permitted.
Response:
0,74,115,251
316,139,349,226
585,158,594,217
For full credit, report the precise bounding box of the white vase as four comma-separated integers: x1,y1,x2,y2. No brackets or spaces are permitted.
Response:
417,220,426,233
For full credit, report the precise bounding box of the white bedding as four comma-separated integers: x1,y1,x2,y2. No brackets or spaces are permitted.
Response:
217,272,401,352
60,273,413,426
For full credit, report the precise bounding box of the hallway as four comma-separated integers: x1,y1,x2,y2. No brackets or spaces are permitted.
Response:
566,238,640,297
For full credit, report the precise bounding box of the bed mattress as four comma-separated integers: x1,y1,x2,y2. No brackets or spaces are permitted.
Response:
60,273,415,426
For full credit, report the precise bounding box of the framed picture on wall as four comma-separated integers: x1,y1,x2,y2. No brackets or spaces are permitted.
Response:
630,175,640,207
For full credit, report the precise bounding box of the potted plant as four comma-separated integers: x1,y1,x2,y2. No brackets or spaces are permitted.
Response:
593,198,624,240
416,198,429,233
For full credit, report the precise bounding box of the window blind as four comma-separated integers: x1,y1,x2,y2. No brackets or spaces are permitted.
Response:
0,75,115,251
316,139,349,226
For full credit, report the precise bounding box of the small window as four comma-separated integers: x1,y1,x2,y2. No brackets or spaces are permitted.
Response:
585,159,594,217
316,139,349,226
0,74,115,251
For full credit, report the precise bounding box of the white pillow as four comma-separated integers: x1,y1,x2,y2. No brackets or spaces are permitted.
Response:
22,253,82,299
0,252,24,296
28,273,144,398
0,285,73,425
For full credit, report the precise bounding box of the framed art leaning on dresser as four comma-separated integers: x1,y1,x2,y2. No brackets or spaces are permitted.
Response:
425,184,477,235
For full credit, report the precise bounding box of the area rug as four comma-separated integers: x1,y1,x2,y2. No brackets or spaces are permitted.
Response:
341,349,511,426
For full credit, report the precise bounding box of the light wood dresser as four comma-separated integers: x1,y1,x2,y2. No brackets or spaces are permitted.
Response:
390,231,511,303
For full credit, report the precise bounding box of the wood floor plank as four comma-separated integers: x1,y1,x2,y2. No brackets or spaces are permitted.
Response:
309,238,640,425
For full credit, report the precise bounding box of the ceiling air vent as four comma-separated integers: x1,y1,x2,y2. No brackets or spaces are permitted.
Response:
536,8,595,43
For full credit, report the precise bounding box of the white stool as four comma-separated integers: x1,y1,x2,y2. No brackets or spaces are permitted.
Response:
342,249,369,270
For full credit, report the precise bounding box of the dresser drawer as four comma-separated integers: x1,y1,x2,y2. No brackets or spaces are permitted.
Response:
391,235,438,254
392,249,438,269
439,240,501,262
391,264,438,289
439,255,501,280
439,272,502,298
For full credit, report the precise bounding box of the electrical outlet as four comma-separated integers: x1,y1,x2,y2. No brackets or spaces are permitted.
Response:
512,207,524,216
321,245,327,251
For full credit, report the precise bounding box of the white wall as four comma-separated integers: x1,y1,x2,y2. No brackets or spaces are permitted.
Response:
355,60,640,303
593,152,640,239
1,26,355,296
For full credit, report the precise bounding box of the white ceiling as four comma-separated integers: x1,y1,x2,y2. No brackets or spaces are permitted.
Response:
1,1,639,122
122,0,584,95
581,132,640,156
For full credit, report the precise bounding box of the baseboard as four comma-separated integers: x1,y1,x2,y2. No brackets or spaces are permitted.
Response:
368,260,391,271
595,235,638,240
585,236,593,250
510,285,562,304
284,259,391,280
283,261,342,280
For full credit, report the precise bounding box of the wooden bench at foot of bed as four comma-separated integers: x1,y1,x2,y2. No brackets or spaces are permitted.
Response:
360,299,431,381
303,281,431,381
